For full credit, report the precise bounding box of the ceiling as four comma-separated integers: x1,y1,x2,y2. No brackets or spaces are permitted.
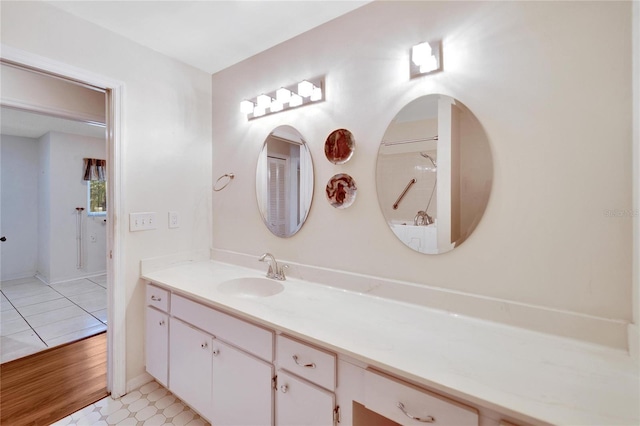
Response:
2,1,370,139
1,106,106,139
45,1,372,74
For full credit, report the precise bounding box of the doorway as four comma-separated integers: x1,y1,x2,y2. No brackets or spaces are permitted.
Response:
1,105,108,362
0,48,125,398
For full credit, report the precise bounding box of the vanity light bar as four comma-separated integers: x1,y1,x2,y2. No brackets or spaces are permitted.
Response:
410,40,443,78
240,77,325,120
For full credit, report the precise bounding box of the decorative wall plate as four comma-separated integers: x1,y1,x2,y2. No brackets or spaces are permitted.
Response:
324,128,355,164
325,173,357,209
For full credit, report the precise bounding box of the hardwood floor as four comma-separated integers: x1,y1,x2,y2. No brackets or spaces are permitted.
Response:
0,332,107,426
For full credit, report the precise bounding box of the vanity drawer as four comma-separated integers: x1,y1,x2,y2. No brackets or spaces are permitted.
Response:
364,369,478,426
276,335,336,391
146,284,169,312
172,294,273,361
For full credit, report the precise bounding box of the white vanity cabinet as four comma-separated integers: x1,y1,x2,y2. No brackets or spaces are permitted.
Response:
145,284,170,387
363,369,479,426
276,370,336,426
275,335,338,426
211,339,274,426
169,318,214,420
145,307,169,387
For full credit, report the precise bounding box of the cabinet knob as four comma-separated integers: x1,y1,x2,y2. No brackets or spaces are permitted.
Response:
201,342,208,349
158,320,165,326
212,349,219,356
397,402,435,423
151,295,162,302
280,384,288,393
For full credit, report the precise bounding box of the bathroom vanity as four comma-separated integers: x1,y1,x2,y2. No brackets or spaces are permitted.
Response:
142,260,639,426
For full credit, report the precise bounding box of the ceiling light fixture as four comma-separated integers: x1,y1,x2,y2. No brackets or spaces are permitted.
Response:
410,40,442,78
240,76,325,120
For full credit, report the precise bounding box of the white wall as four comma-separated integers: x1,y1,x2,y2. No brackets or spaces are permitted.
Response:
0,135,39,280
46,131,106,283
0,1,212,384
211,2,633,346
37,133,51,281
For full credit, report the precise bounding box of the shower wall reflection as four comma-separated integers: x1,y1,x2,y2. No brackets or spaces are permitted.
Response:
376,95,493,254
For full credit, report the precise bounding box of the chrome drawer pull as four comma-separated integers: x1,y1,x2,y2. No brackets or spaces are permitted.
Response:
151,295,162,302
158,320,165,326
201,342,208,349
212,349,219,356
397,402,435,423
280,384,288,393
292,355,316,369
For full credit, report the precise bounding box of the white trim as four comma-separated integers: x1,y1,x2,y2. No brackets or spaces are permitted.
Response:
126,372,154,394
631,1,640,359
0,44,127,396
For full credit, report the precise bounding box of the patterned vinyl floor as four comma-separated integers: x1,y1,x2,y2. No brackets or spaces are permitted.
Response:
50,381,210,426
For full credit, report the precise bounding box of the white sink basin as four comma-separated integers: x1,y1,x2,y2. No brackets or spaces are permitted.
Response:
217,277,284,298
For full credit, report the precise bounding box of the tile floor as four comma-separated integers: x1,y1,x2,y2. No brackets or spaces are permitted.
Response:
0,274,107,363
51,381,210,426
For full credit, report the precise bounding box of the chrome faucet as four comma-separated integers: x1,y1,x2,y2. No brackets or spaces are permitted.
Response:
258,253,288,280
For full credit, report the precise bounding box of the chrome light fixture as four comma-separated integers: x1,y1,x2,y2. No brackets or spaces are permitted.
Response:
240,76,325,120
410,40,442,78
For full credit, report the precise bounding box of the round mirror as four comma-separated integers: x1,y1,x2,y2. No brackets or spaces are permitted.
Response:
376,94,493,254
256,125,314,237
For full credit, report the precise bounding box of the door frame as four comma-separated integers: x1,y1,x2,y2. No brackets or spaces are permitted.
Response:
1,44,126,397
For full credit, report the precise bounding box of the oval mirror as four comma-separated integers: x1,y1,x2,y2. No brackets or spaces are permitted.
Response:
256,125,314,237
376,94,493,254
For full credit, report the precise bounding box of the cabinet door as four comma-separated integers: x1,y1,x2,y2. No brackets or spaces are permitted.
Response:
145,307,168,386
276,370,335,426
211,340,274,426
169,318,213,420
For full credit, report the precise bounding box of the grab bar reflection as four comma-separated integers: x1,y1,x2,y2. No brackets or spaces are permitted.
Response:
393,178,416,210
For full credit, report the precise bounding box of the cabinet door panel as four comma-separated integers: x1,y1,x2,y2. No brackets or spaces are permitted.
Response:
276,370,334,426
145,307,169,386
211,340,274,426
169,318,213,420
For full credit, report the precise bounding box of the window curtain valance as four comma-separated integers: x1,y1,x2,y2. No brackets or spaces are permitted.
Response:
83,158,106,181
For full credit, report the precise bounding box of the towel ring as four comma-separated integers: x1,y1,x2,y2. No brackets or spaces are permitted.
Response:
213,173,234,191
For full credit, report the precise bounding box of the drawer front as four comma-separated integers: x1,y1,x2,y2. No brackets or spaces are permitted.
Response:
146,284,169,312
172,294,273,361
364,369,478,426
277,335,336,391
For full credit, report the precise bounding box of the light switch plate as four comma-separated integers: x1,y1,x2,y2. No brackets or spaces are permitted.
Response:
129,212,157,231
168,211,179,229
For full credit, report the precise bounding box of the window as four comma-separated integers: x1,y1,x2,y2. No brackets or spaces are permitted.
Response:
88,180,107,215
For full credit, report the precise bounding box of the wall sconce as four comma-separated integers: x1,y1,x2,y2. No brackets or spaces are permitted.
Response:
240,77,325,120
410,40,442,78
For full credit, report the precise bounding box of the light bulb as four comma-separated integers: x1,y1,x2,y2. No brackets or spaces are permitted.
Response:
310,86,322,101
297,80,315,98
419,55,439,73
253,105,266,117
289,93,303,107
240,100,254,114
276,88,292,104
270,99,283,112
411,41,432,66
257,94,271,109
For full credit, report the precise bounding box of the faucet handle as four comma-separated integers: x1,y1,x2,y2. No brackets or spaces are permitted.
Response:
276,264,289,280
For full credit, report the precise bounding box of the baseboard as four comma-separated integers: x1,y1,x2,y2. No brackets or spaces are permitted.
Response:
0,271,38,282
126,372,154,394
48,271,107,285
211,248,629,350
629,324,639,359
